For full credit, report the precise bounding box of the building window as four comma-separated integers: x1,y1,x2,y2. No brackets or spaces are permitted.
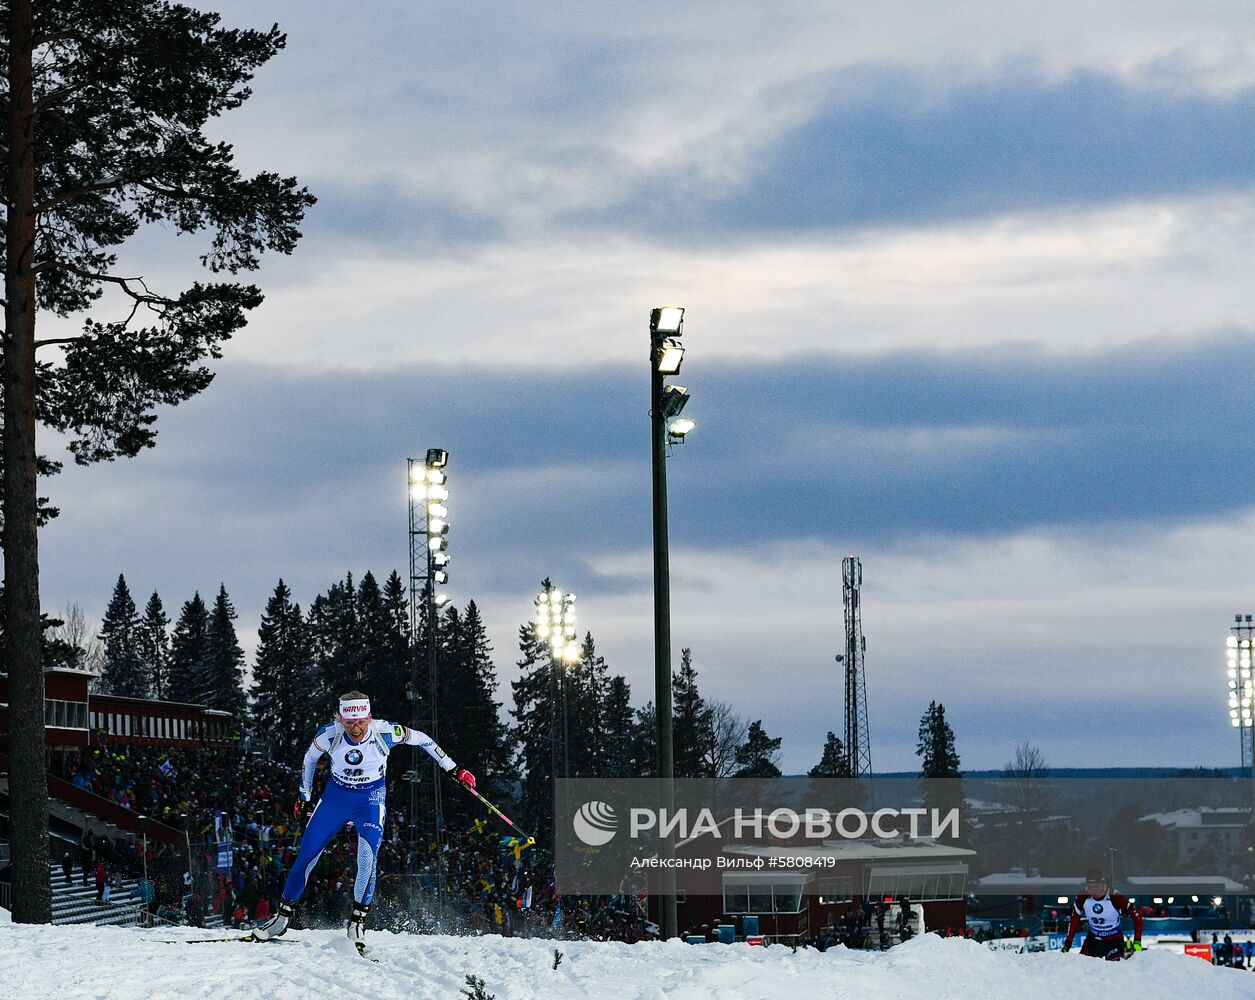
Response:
817,877,853,904
43,699,89,730
865,868,966,901
723,881,808,915
773,885,803,914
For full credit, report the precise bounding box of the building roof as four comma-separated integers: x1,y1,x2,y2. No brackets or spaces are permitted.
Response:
722,839,975,864
1139,807,1250,830
973,873,1247,894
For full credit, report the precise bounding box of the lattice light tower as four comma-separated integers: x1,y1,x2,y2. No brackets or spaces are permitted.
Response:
841,555,873,777
1226,615,1255,789
407,448,451,921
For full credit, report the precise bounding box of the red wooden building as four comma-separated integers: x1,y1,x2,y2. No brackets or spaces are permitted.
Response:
0,666,233,751
0,666,235,846
653,835,973,944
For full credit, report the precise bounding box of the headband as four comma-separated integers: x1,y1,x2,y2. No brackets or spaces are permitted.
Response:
338,698,371,721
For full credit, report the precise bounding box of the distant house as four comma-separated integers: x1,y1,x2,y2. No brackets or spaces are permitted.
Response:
1139,807,1250,866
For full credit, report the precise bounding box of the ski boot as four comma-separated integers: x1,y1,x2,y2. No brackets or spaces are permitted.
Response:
252,899,294,941
348,902,371,957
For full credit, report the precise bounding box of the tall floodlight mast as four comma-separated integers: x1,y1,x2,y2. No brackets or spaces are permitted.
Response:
408,448,451,927
1226,614,1255,817
841,555,873,778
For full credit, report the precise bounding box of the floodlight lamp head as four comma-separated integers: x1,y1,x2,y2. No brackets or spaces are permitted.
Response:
659,384,690,419
434,569,448,585
433,592,450,607
426,448,448,469
656,339,685,375
432,551,450,567
428,536,447,552
650,305,685,338
668,417,696,440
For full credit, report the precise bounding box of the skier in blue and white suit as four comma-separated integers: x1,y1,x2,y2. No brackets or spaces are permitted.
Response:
254,689,476,945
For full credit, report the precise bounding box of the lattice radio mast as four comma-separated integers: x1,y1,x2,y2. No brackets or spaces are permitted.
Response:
841,555,873,777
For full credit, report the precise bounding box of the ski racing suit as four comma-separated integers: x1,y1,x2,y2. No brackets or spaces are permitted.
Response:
1063,891,1143,959
282,719,456,908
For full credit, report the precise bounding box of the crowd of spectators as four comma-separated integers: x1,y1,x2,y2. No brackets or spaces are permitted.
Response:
51,739,655,943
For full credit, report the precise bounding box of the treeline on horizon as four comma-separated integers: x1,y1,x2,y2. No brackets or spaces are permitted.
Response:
44,570,965,831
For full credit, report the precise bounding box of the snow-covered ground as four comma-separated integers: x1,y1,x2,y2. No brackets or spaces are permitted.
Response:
2,925,1251,1000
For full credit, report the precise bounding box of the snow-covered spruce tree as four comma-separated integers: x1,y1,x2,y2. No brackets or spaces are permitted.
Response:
250,579,315,760
204,584,246,730
1,0,312,922
98,573,145,696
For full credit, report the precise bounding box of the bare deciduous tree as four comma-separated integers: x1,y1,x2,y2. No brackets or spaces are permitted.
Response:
1000,741,1057,877
50,603,102,676
700,700,747,780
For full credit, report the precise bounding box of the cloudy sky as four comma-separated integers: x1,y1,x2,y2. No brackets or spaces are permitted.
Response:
35,1,1255,773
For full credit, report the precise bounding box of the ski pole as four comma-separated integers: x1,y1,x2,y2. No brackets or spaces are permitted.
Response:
454,778,537,848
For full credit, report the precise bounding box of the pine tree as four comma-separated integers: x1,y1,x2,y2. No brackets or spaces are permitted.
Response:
916,700,964,840
310,573,362,702
204,584,247,729
370,570,412,724
510,613,557,832
168,593,210,705
565,632,610,779
600,674,638,778
1,1,313,923
251,579,315,760
99,574,146,697
356,571,387,684
809,731,851,778
435,601,462,749
916,701,961,778
733,720,783,778
450,601,509,797
634,701,657,777
672,648,710,778
136,592,171,700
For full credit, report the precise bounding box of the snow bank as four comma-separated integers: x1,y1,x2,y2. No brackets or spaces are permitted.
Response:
2,925,1250,1000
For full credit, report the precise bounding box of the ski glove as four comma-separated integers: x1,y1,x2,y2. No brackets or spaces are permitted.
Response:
453,767,476,789
299,786,312,802
1128,940,1143,954
1060,941,1071,953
